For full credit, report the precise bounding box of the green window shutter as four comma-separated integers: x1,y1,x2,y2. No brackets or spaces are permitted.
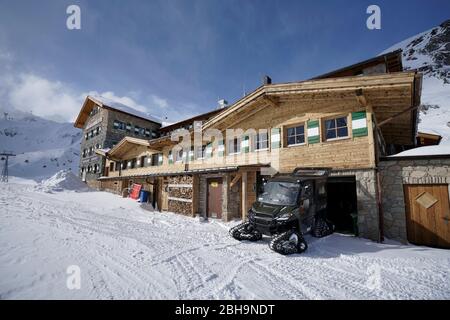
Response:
158,153,163,166
271,128,281,149
307,120,320,144
218,140,225,157
168,150,173,164
241,136,250,153
352,111,368,137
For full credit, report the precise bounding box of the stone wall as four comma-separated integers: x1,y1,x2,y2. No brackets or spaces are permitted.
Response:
79,107,161,184
331,169,379,241
379,157,450,243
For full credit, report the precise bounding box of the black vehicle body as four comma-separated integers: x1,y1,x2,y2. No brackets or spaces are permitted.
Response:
249,167,329,236
230,167,334,254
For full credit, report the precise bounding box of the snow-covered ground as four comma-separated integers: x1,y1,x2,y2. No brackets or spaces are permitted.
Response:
1,178,449,300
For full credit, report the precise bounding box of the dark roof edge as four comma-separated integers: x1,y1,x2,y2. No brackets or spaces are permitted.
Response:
310,49,403,80
380,154,450,161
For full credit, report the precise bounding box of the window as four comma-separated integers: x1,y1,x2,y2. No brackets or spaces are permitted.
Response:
255,131,269,150
286,124,305,146
139,127,145,136
324,116,348,140
85,133,88,140
140,156,146,168
151,153,159,166
175,149,184,162
196,145,206,159
82,149,87,158
228,137,241,154
109,162,115,172
145,129,151,137
114,120,125,130
152,131,158,138
126,123,132,133
134,126,140,135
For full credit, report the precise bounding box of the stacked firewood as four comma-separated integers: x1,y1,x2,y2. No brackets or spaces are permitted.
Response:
168,200,192,215
168,175,193,184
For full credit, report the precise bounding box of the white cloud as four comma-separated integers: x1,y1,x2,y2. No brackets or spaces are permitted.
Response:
151,94,169,109
7,74,82,122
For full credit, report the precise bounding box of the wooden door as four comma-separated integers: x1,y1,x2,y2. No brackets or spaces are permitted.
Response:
207,178,223,219
404,184,450,248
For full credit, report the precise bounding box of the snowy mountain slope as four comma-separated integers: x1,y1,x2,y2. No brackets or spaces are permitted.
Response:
381,19,450,145
0,109,81,180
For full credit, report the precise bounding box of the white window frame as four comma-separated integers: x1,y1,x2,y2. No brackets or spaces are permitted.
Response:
323,116,349,142
227,137,241,155
286,124,306,147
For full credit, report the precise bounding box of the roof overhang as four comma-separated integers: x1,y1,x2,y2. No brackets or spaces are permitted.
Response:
107,137,155,159
74,96,161,129
97,164,269,180
74,96,96,128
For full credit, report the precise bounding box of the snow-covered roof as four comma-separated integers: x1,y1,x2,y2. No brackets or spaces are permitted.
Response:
390,145,450,157
89,96,161,124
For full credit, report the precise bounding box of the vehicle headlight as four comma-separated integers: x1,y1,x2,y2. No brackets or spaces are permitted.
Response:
275,212,293,221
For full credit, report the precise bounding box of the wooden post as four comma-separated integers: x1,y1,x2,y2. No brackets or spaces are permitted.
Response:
366,104,376,168
241,171,248,220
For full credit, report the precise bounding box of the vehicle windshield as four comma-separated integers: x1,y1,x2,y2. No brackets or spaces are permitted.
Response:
258,181,300,206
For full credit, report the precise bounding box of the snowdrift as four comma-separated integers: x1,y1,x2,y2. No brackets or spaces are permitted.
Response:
37,170,90,192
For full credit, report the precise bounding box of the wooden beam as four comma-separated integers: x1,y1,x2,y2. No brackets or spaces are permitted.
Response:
378,105,419,127
230,173,242,189
355,89,368,107
241,171,248,220
262,95,279,108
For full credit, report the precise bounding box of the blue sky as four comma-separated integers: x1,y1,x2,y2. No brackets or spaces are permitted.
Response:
0,0,449,123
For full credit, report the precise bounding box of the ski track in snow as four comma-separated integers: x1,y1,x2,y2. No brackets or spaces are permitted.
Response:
1,181,450,299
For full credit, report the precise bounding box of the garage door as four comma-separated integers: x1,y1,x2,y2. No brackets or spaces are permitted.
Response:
404,184,450,248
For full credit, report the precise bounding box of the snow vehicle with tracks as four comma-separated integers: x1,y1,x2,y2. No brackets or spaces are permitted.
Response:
229,167,335,255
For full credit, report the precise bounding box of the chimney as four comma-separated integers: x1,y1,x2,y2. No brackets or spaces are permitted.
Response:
217,99,228,109
262,75,272,85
